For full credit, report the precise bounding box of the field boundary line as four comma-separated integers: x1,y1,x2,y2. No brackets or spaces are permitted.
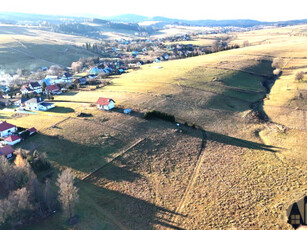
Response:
170,130,207,228
81,138,146,181
40,116,72,132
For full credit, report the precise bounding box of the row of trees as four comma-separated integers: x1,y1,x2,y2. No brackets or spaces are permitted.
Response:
0,151,79,228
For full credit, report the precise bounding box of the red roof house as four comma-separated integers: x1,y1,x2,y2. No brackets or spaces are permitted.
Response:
0,121,17,137
4,135,22,145
96,97,115,111
27,127,37,135
45,85,62,95
0,145,15,159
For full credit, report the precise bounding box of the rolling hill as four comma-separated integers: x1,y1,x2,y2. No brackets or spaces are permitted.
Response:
1,24,305,229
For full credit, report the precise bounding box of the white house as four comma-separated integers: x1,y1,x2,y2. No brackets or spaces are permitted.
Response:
24,97,55,111
0,145,15,159
45,75,64,85
96,97,115,111
4,135,22,145
20,85,34,95
29,82,42,94
0,121,17,138
45,85,62,95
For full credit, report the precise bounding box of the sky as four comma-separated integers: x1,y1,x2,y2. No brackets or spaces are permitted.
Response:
1,0,307,21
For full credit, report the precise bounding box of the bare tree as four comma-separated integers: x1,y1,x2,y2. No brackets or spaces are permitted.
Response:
0,188,32,225
0,157,14,191
44,179,57,212
57,168,79,219
295,70,305,81
242,40,249,47
71,61,83,74
272,58,284,69
47,65,63,76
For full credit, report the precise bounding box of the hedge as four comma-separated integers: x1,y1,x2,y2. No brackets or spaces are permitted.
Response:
144,110,175,122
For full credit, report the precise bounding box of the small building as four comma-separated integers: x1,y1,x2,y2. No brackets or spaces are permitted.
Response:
40,78,51,86
29,82,42,94
96,97,115,111
4,135,22,145
78,77,87,85
0,145,15,159
27,127,37,135
0,97,12,107
89,67,103,75
124,109,132,114
14,98,29,107
0,121,17,137
24,97,55,111
45,85,62,95
20,85,34,95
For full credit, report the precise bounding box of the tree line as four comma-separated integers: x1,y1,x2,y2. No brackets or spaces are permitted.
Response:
0,151,79,228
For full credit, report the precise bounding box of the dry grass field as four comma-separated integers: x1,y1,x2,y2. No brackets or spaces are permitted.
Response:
2,25,307,229
0,24,100,72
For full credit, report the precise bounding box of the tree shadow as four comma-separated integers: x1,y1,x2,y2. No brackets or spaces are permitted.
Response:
206,131,280,152
77,180,186,230
48,106,75,113
61,92,79,96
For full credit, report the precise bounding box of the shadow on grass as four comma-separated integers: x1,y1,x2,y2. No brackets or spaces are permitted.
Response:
48,107,75,113
183,60,275,113
61,92,79,96
78,181,186,230
207,131,280,152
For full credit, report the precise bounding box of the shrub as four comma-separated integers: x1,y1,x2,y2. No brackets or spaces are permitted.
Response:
295,71,304,81
273,68,281,76
144,110,175,122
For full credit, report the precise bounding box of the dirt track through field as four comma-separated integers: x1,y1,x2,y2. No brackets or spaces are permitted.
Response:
81,138,146,182
170,130,207,228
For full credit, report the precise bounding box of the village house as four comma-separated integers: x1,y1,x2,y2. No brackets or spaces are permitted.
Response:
96,97,115,111
0,121,17,137
27,127,37,135
0,95,12,107
14,98,29,107
0,145,15,159
45,75,64,85
28,82,42,94
4,134,22,145
23,97,55,111
20,82,42,95
45,85,62,95
20,85,34,95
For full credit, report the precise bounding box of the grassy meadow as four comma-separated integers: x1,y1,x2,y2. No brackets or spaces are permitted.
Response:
0,24,99,72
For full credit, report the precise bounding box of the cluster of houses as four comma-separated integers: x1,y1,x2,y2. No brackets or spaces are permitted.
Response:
0,121,36,159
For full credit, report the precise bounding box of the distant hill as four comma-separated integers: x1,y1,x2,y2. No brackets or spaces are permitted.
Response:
0,12,307,32
101,14,307,28
0,12,84,24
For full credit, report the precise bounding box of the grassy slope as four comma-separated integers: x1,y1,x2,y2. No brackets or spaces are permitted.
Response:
0,24,99,72
2,25,307,229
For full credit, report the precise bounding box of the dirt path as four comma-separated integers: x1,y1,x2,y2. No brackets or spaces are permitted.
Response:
81,138,146,181
170,130,207,228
